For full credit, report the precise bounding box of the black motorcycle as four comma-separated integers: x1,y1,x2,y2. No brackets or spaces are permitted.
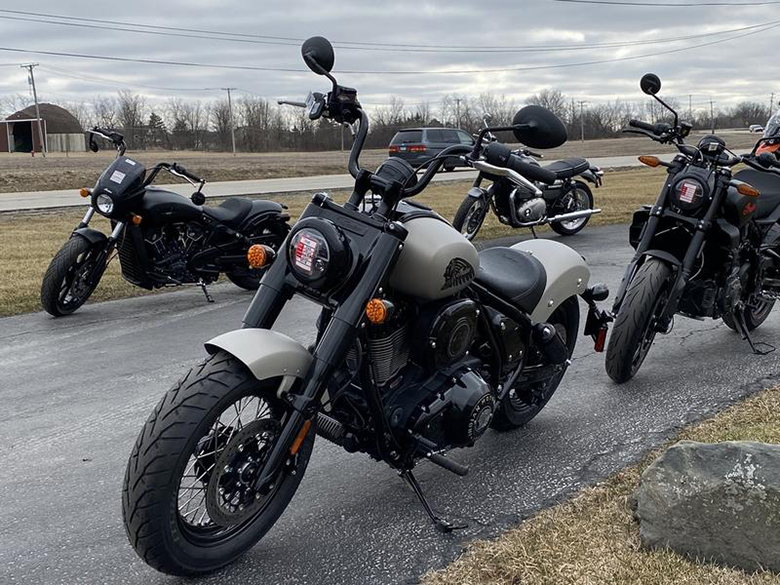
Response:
121,36,612,575
40,128,290,316
606,73,780,383
452,114,604,240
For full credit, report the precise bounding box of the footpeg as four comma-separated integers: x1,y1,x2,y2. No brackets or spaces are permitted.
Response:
427,452,469,477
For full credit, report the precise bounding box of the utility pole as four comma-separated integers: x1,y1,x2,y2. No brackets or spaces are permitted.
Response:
688,94,693,120
21,63,45,157
222,87,237,155
578,101,587,142
455,98,461,129
710,99,715,134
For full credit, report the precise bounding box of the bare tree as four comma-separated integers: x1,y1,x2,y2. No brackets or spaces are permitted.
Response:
93,96,119,129
117,90,147,147
526,89,567,120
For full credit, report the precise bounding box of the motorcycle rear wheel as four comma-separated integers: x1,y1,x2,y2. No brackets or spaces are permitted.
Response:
722,300,775,332
452,196,488,241
40,236,105,316
550,181,593,236
491,296,579,431
122,351,314,575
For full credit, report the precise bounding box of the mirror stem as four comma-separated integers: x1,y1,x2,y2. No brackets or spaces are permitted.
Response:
653,94,679,129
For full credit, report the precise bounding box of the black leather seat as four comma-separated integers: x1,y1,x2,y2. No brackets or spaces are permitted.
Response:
733,169,780,218
475,247,547,314
203,197,254,228
543,157,590,180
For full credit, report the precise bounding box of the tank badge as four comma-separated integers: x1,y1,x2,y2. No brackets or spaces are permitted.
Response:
442,258,475,290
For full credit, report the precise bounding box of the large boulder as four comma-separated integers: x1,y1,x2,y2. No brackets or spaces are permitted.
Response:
634,440,780,573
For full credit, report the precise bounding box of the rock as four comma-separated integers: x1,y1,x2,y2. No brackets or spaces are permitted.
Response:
634,440,780,573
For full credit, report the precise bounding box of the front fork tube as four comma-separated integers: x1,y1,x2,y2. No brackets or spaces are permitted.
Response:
75,206,95,230
251,229,405,490
89,221,125,282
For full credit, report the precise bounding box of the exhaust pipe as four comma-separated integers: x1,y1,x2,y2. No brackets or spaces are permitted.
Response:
547,208,602,224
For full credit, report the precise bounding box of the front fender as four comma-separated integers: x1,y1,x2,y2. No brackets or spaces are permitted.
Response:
511,239,590,322
72,227,108,246
467,186,488,199
205,329,312,382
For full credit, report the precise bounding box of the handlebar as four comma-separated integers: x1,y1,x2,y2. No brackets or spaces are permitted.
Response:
88,126,126,156
628,119,657,134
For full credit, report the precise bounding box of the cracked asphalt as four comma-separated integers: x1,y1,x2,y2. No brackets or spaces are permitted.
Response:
2,223,779,585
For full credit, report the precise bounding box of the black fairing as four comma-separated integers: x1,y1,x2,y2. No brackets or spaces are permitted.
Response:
139,187,203,225
92,156,146,215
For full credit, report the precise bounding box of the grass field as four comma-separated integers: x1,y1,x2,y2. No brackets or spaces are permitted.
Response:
424,385,780,585
0,130,756,193
0,166,665,317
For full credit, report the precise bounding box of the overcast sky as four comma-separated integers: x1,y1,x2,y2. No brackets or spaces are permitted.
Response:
0,0,778,114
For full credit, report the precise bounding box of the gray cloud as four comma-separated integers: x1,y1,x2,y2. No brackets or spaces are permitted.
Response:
0,0,777,114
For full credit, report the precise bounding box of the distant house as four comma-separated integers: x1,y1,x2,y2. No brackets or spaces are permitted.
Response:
0,103,85,153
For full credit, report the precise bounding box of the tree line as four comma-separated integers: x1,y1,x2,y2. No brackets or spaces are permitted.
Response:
0,89,774,152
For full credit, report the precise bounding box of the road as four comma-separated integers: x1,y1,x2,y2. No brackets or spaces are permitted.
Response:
0,153,671,212
2,224,779,585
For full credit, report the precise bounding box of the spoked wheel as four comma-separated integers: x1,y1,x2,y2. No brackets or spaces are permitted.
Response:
550,181,593,236
452,196,488,241
122,351,314,575
491,296,580,431
40,236,106,316
722,299,775,332
605,259,672,383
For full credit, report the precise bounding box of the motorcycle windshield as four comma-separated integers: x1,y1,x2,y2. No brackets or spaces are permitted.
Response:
94,156,147,200
764,112,780,138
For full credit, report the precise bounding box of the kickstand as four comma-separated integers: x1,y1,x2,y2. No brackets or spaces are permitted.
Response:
732,309,775,355
198,280,215,303
530,226,538,239
400,470,467,533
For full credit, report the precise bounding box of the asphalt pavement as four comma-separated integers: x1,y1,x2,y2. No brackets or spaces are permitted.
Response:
1,223,779,585
0,153,672,212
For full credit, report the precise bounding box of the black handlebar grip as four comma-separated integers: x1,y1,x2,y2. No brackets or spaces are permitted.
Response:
629,119,657,133
483,142,557,185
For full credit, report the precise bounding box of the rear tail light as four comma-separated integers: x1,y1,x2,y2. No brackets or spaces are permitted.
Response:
409,145,427,152
388,146,400,154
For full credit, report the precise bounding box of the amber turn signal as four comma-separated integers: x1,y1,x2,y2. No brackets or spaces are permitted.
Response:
290,419,312,455
79,187,91,198
365,298,389,325
638,155,661,168
131,214,142,225
736,183,760,197
247,244,270,269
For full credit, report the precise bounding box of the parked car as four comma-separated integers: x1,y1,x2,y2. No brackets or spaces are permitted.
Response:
389,127,475,171
749,124,764,133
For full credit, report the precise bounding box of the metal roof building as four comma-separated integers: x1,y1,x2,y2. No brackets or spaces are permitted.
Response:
0,103,85,153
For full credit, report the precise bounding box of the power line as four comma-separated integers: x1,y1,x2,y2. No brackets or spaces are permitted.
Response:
1,20,778,77
0,12,776,54
38,64,219,92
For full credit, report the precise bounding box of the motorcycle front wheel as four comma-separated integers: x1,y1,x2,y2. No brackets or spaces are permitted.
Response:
452,196,488,241
40,236,106,316
122,351,314,575
605,259,672,383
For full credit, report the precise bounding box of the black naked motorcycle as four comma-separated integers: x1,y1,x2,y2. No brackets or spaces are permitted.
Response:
121,37,612,575
607,73,780,383
452,114,604,240
40,128,290,316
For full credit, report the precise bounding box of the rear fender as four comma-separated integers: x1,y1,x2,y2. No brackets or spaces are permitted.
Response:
510,239,589,322
239,200,291,235
72,227,108,246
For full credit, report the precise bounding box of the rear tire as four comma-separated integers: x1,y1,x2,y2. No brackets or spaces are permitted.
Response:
122,351,314,575
605,259,672,383
41,236,105,316
227,222,288,291
491,296,579,431
550,181,593,236
452,196,488,241
722,300,775,332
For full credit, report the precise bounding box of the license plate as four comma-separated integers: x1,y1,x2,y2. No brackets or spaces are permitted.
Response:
400,146,406,151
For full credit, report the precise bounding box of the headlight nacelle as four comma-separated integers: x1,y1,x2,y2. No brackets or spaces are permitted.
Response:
287,219,351,290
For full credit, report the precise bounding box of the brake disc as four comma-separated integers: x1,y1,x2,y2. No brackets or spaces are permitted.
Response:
205,418,281,527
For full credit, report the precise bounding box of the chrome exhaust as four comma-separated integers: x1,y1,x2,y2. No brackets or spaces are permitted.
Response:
516,208,601,228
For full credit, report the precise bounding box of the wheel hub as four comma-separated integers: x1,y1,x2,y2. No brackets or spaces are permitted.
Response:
205,418,280,527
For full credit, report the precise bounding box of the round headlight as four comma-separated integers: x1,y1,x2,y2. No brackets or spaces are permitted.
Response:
671,178,705,212
290,229,331,282
96,193,114,215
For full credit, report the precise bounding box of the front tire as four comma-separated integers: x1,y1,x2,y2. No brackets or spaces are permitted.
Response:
122,351,314,575
40,236,106,316
452,196,488,241
550,181,593,236
491,296,580,431
605,259,672,383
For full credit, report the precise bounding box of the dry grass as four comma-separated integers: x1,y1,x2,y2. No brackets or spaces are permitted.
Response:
0,129,754,193
0,166,663,317
423,387,780,585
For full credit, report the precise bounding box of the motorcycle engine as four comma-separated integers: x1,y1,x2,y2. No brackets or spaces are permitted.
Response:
516,197,547,224
145,225,194,282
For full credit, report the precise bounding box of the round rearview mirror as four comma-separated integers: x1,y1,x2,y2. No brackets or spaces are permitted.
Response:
512,105,567,149
301,36,335,75
640,73,662,96
191,191,206,206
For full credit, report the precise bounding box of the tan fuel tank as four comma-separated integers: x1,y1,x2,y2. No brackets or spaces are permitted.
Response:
389,216,479,300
